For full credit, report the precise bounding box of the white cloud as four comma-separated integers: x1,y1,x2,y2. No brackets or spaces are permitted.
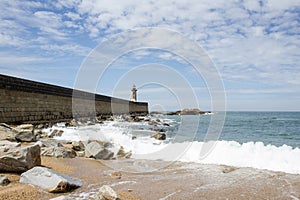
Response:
243,0,261,11
0,33,26,47
40,44,91,56
65,12,81,21
51,0,81,10
0,52,51,65
0,0,299,110
265,0,300,11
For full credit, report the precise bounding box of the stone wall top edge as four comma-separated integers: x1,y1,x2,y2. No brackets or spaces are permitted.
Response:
0,74,147,105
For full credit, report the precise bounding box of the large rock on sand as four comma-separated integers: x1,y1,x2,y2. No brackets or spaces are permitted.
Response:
41,146,76,158
0,144,41,173
85,141,114,160
20,166,82,193
15,130,36,142
95,185,118,200
13,124,37,142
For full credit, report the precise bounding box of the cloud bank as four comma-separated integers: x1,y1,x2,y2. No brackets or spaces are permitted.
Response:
0,0,299,110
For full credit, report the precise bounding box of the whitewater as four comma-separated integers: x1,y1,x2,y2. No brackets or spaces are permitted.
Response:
48,112,300,175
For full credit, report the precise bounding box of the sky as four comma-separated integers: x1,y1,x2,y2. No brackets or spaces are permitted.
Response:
0,0,299,111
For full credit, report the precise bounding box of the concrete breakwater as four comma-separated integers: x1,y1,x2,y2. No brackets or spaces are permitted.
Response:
0,74,148,124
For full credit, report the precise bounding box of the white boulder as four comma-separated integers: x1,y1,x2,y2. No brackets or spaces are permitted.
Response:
95,185,118,200
20,166,82,193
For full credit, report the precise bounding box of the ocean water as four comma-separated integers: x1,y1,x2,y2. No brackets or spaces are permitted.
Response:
50,112,300,174
175,112,300,148
220,112,300,147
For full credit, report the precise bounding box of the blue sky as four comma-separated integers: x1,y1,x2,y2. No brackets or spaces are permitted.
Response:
0,0,299,111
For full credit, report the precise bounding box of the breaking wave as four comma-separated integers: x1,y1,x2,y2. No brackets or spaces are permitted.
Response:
48,119,300,174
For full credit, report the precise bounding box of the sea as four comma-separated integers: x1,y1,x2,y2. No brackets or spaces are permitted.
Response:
50,112,300,174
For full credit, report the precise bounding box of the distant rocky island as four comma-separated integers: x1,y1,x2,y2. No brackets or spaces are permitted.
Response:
151,108,211,115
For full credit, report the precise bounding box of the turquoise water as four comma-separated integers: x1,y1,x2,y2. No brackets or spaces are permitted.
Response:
168,112,300,148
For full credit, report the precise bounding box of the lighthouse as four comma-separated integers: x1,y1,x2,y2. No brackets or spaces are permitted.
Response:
131,85,137,102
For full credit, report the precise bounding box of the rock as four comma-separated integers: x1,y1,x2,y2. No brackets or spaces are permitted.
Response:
131,136,137,140
65,119,77,127
0,140,21,148
133,116,142,122
41,147,55,157
222,166,238,173
0,124,16,141
16,124,34,130
85,141,114,160
15,130,36,142
36,129,48,137
106,116,114,121
54,147,76,158
0,144,41,173
84,141,101,158
20,166,82,193
151,132,166,140
39,140,63,148
163,123,170,126
76,151,85,157
96,118,104,124
64,141,72,145
150,111,163,115
14,124,35,141
35,141,45,147
0,123,12,129
48,129,64,138
116,146,125,157
111,171,122,179
117,146,132,159
72,141,85,151
95,185,118,200
0,175,10,186
166,111,180,115
167,108,206,115
34,129,46,139
41,146,76,158
0,140,21,153
90,140,111,148
36,124,46,129
152,127,166,133
143,118,150,122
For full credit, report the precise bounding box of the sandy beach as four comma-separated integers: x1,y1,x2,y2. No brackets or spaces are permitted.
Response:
1,156,299,200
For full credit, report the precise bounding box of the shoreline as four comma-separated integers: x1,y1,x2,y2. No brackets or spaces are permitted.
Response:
1,114,300,199
1,156,300,199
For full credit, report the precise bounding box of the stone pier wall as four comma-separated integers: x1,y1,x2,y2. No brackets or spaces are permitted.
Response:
0,74,148,124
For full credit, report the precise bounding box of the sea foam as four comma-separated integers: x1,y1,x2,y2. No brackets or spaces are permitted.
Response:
50,120,300,175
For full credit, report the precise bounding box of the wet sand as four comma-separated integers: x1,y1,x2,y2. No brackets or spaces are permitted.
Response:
1,156,300,199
